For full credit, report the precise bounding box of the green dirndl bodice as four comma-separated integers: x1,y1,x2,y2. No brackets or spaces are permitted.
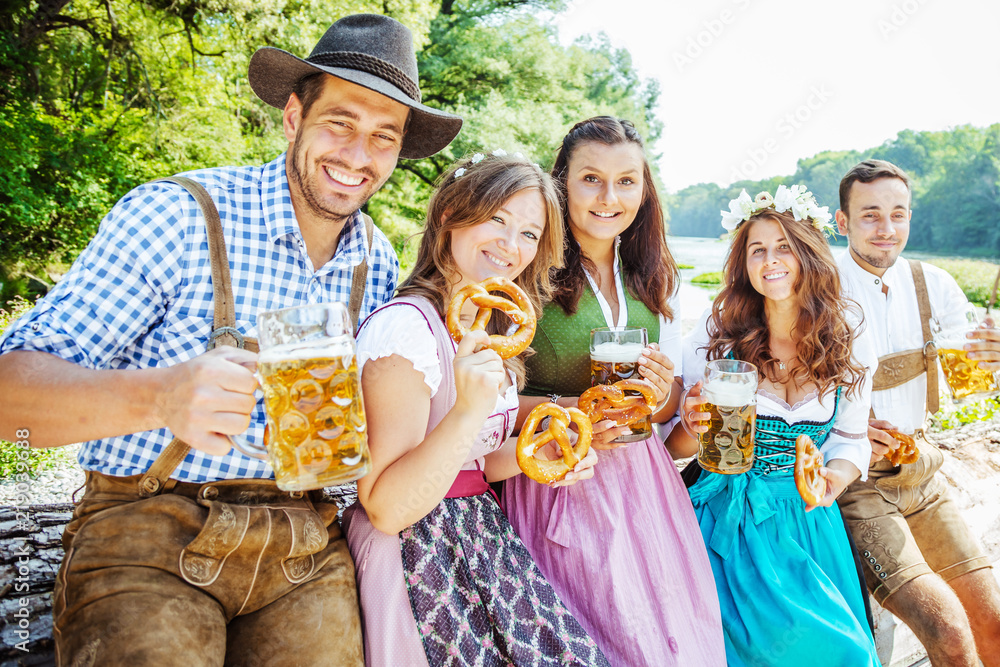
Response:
524,283,659,397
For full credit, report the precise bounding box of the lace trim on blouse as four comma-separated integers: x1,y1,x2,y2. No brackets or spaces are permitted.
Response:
757,386,819,412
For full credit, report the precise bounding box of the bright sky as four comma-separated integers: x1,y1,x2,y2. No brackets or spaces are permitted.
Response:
554,0,1000,193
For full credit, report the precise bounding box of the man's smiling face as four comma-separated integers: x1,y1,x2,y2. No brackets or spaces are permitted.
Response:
836,177,912,276
284,75,409,223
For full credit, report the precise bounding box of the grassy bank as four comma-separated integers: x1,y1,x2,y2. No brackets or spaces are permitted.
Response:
925,259,1000,307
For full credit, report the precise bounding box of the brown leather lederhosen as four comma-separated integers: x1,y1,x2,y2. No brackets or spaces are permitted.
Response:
839,259,993,604
865,258,944,490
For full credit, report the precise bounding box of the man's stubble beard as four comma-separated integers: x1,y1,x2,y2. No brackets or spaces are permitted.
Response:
288,136,382,225
851,243,898,270
846,219,903,270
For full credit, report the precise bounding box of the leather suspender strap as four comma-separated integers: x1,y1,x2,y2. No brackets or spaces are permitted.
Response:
166,176,249,352
908,259,939,415
140,177,257,497
347,212,375,332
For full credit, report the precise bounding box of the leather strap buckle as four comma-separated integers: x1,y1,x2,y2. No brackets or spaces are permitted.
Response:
208,326,245,350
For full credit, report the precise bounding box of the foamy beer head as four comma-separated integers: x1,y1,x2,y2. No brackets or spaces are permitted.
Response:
703,379,756,409
590,327,649,442
256,304,371,491
590,341,645,385
698,360,758,474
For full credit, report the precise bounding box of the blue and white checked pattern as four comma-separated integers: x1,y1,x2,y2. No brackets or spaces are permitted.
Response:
0,153,398,482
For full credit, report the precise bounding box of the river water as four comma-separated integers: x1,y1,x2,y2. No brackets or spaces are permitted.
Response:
667,235,728,333
665,236,991,333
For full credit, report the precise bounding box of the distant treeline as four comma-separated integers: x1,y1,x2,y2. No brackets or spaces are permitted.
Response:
665,125,1000,258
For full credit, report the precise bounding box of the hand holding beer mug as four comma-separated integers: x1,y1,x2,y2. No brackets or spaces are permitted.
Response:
933,306,1000,404
590,326,650,443
684,360,757,474
230,303,372,491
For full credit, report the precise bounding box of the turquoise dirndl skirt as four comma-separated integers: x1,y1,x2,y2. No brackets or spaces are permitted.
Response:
689,469,880,667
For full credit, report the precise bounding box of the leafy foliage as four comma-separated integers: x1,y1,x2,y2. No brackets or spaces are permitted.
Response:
0,0,661,298
691,271,723,285
931,397,1000,431
926,258,1000,307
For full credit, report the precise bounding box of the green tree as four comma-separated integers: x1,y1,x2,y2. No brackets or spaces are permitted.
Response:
1,0,663,296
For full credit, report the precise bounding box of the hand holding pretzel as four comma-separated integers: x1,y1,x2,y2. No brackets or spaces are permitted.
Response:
794,434,826,507
446,277,536,359
517,402,593,485
578,378,658,427
882,428,919,466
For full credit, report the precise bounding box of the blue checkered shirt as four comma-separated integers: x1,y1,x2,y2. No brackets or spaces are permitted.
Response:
0,153,398,482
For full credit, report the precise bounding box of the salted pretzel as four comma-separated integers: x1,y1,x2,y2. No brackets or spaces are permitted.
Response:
446,277,536,359
578,378,658,427
794,434,826,506
883,428,920,466
516,403,593,485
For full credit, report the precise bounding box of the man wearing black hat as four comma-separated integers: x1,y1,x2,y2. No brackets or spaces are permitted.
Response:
0,14,460,666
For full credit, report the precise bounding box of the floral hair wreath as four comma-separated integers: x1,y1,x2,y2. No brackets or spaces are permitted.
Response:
453,149,540,179
720,184,835,238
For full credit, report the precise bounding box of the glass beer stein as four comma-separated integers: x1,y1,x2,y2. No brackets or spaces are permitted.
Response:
232,302,372,491
933,306,1000,404
590,326,650,443
697,359,757,474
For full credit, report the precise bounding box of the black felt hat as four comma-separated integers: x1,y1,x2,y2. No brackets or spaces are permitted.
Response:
248,14,462,159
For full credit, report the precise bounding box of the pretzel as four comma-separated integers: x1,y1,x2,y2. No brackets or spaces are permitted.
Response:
446,277,536,359
794,434,826,506
578,378,658,426
516,403,593,485
883,428,919,466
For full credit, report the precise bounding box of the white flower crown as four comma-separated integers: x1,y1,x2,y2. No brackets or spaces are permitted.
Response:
720,184,835,237
453,149,538,179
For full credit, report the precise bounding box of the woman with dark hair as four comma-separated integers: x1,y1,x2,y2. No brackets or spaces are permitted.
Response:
503,117,726,666
670,186,880,666
342,151,609,666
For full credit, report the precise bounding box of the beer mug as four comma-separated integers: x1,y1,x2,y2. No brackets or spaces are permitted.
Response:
231,302,372,491
590,326,650,443
697,359,757,474
933,306,1000,404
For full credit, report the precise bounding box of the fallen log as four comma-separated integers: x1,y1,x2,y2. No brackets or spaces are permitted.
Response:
1,503,73,667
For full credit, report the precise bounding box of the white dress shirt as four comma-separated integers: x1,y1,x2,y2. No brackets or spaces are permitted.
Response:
836,250,969,432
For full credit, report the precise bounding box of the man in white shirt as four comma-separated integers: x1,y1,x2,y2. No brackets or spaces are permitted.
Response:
835,159,1000,666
